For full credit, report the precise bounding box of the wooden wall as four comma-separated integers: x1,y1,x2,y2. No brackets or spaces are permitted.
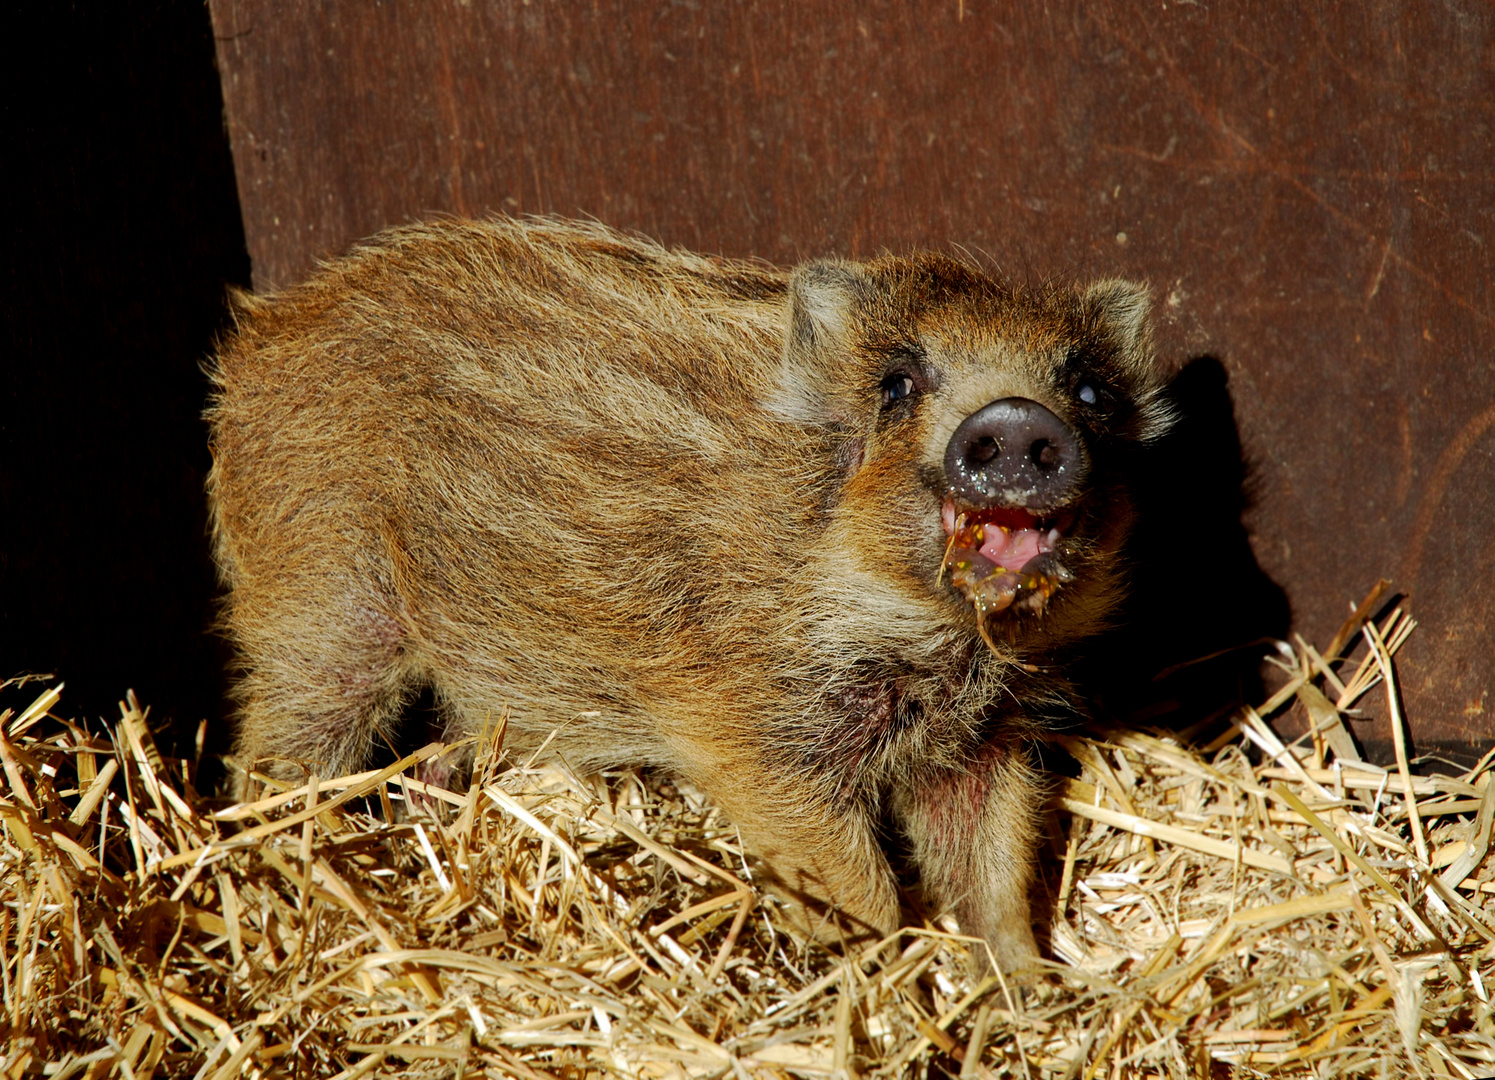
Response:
208,1,1495,752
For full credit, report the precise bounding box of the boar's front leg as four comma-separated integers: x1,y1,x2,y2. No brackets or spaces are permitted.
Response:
685,755,900,949
893,741,1043,975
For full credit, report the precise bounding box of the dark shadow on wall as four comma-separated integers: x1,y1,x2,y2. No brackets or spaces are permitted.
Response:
2,3,249,755
1082,356,1293,729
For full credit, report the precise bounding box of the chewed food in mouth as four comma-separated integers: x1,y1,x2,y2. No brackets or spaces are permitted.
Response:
940,499,1076,621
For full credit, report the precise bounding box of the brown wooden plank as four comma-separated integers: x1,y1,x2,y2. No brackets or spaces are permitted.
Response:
208,0,1495,751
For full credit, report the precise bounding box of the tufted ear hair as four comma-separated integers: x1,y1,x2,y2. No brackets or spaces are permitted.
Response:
1082,278,1177,441
764,260,870,425
1082,279,1152,363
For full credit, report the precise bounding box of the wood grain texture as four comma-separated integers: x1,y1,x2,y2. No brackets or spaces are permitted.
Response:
208,0,1494,749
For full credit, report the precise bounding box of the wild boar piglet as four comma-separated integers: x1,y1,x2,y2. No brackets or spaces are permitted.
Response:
207,217,1173,973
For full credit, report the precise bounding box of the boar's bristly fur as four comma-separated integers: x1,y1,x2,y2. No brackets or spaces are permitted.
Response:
206,217,1172,974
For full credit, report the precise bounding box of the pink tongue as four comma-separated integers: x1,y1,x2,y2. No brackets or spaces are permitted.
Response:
978,525,1045,571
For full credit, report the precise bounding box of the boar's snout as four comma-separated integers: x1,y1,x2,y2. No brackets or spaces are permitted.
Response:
943,398,1086,511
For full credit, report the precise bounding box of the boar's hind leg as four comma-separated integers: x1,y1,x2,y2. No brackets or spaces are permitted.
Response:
894,744,1043,976
228,590,414,796
698,766,899,950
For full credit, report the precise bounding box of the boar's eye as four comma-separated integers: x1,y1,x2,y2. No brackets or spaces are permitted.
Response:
1075,379,1115,412
877,345,930,410
880,371,919,406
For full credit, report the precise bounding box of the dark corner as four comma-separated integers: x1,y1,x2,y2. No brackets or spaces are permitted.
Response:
3,3,249,765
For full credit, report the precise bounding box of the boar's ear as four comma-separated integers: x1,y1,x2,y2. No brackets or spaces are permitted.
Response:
765,261,870,425
1082,279,1152,366
1083,278,1176,440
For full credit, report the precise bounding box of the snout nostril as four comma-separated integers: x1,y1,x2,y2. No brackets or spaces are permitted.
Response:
1031,440,1059,471
971,436,1000,466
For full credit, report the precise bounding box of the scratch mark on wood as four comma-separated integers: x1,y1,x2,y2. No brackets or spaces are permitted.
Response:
1403,401,1495,595
1366,238,1393,303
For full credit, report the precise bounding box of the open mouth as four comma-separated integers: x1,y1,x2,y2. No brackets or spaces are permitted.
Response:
940,499,1076,622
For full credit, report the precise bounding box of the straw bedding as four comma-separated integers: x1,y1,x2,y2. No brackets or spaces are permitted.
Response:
3,584,1493,1078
